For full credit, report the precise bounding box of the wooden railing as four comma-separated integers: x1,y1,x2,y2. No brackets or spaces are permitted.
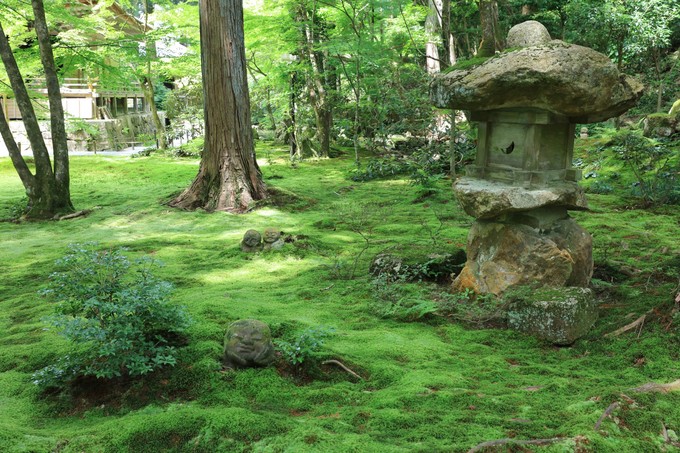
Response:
27,78,143,95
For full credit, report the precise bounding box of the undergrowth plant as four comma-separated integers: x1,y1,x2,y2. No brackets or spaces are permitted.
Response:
33,244,191,387
275,326,334,371
370,273,438,321
608,131,679,206
437,288,507,326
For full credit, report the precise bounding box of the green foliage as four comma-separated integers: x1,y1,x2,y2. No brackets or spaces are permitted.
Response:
275,327,334,367
437,289,507,325
33,244,191,387
609,130,679,206
370,274,439,322
169,136,204,158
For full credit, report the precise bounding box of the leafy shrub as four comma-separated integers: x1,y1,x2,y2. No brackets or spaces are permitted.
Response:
33,244,191,387
170,136,204,158
370,274,438,321
609,131,679,206
437,289,507,326
349,156,409,182
349,129,476,188
275,327,334,368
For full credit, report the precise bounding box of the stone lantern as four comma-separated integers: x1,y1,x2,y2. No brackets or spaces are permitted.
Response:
430,21,643,343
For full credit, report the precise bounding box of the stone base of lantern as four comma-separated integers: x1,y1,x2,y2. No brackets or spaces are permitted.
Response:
452,215,593,296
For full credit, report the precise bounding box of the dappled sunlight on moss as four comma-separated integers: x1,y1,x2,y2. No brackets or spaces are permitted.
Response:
1,143,679,451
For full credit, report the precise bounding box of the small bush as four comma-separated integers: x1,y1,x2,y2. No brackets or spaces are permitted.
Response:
170,136,204,158
609,131,679,206
275,326,334,368
34,244,191,387
370,274,438,321
437,289,507,326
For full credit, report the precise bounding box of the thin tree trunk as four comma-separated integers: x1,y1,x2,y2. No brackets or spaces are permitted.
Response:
441,0,455,68
32,0,72,208
289,72,298,159
170,0,266,212
141,3,167,150
425,0,441,74
141,76,167,149
297,0,332,157
0,5,73,219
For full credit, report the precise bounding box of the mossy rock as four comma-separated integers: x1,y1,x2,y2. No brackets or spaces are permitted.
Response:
369,246,466,283
506,287,597,345
642,112,679,138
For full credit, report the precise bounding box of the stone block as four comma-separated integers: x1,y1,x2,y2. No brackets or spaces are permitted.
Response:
507,287,597,345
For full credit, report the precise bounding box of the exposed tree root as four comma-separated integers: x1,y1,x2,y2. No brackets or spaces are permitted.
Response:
56,209,92,221
632,379,680,393
594,401,620,430
322,359,364,381
604,308,655,337
467,436,570,452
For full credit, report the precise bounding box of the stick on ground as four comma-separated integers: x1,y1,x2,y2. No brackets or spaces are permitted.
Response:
467,437,568,452
632,379,680,393
594,401,620,431
322,359,364,380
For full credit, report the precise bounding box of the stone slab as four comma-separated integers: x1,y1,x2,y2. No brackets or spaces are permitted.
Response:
431,41,643,123
454,177,588,219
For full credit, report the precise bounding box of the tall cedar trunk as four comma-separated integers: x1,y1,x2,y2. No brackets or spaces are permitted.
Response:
478,0,503,57
170,0,266,212
0,2,74,219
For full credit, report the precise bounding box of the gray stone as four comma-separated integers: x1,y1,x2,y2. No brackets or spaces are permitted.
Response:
370,248,466,282
431,41,643,123
241,229,263,252
507,287,597,345
223,319,275,369
642,113,679,138
262,227,285,251
507,20,552,48
452,217,592,295
453,177,588,219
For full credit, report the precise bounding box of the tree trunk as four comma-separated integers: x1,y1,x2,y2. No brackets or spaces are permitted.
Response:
141,76,167,150
0,3,74,219
478,0,503,57
141,3,167,150
297,1,332,157
425,0,441,74
441,0,455,68
170,0,266,212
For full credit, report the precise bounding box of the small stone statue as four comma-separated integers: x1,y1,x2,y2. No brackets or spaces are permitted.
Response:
580,127,589,139
223,319,275,370
262,227,285,251
241,229,263,252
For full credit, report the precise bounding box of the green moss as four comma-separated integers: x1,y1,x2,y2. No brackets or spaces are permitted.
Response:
443,56,492,73
0,142,679,451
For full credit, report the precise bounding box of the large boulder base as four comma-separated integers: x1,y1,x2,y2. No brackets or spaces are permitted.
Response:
507,287,597,345
454,177,588,219
452,218,593,295
431,41,643,123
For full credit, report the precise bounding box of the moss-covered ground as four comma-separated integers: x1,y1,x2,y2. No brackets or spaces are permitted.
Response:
0,142,678,452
